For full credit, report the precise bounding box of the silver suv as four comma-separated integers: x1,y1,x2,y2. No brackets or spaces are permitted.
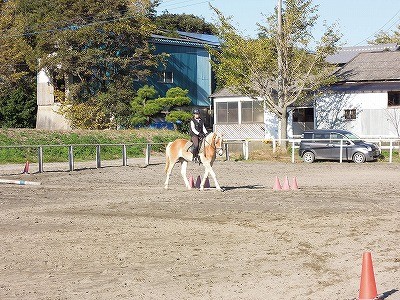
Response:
299,129,380,163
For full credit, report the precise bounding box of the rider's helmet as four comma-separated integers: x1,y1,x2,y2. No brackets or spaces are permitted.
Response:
193,108,200,114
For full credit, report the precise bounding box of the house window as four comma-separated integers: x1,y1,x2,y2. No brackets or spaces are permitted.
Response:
293,108,314,122
344,109,356,120
241,101,264,123
216,101,238,123
388,91,400,107
158,71,173,83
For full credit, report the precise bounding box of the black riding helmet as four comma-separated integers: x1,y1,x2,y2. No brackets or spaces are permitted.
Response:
193,108,200,114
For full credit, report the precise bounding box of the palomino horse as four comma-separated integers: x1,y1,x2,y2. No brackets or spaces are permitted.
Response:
164,132,224,190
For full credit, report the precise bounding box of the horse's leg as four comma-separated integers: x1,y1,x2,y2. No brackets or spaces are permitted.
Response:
164,157,176,189
180,160,190,189
200,161,221,191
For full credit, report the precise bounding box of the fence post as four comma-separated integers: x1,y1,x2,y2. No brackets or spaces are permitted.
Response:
291,141,295,163
272,137,276,153
145,143,151,166
225,144,230,161
96,145,101,168
68,145,74,171
122,144,127,166
244,140,249,160
339,139,343,163
389,140,393,163
38,146,43,173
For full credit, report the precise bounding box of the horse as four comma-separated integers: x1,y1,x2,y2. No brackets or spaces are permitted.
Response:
164,132,224,191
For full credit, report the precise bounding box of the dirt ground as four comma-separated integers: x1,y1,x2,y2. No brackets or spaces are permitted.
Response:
0,157,399,300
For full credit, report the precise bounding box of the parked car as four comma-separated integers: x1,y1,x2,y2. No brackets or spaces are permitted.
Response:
299,129,381,163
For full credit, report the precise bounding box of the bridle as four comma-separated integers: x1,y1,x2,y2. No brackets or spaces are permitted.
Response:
203,133,224,155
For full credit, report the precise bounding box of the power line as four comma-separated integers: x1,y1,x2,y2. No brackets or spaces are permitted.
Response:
353,8,400,46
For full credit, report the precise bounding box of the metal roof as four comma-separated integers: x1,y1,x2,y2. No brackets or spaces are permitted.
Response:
150,31,220,48
326,43,399,65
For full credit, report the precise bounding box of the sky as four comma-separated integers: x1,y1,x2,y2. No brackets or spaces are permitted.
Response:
156,0,400,46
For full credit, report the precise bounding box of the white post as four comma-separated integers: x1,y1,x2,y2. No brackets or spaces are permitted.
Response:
38,146,43,173
68,145,74,171
145,144,151,166
389,140,393,163
122,145,127,166
291,141,295,163
339,139,343,163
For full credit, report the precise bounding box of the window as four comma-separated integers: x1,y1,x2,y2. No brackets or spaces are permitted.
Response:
216,102,238,123
388,91,400,107
344,109,356,120
241,101,264,123
293,108,314,122
158,71,173,83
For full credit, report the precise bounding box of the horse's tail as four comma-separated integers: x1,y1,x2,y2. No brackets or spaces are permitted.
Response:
165,142,173,173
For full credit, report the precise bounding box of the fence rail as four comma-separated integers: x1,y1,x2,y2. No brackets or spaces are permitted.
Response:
1,138,399,172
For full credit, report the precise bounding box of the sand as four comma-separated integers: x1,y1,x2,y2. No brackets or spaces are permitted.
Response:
0,158,399,299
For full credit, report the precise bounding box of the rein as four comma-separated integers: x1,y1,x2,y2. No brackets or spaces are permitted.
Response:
202,133,223,158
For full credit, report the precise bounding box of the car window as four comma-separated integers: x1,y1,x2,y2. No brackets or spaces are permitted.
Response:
314,133,329,142
330,133,346,144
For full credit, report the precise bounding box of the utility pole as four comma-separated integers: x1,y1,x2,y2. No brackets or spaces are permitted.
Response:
277,0,285,144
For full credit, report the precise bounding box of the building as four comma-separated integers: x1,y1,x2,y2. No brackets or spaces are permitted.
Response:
211,44,400,140
36,31,220,130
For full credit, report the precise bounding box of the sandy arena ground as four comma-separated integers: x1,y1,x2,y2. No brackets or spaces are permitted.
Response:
0,157,399,300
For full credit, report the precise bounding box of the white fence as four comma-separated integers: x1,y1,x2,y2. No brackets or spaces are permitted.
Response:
225,137,400,163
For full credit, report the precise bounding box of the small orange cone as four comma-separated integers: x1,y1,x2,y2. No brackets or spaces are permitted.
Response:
291,176,299,190
273,176,282,190
189,176,195,188
22,160,30,174
282,176,290,190
195,175,201,189
204,177,210,188
358,252,379,300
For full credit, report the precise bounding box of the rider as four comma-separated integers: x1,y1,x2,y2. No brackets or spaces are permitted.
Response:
190,108,208,163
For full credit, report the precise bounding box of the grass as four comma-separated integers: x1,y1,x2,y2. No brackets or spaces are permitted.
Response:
0,128,187,164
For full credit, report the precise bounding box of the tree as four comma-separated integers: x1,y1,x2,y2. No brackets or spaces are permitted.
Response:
131,85,191,131
0,0,37,128
370,23,400,44
155,12,217,34
11,0,161,128
210,0,341,146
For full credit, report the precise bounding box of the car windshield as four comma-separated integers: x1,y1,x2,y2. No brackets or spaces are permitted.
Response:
343,132,362,142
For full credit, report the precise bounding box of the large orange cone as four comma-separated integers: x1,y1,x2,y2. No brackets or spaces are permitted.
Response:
273,176,282,190
291,176,299,190
204,177,210,188
358,252,379,300
195,175,201,189
189,176,195,188
282,176,290,190
22,160,30,174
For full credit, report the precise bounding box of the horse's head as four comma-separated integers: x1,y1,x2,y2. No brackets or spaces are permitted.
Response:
212,132,224,156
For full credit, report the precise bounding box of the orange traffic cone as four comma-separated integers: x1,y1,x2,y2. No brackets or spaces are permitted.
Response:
189,176,195,188
282,176,290,190
22,160,30,174
291,176,299,190
273,176,282,190
204,177,210,188
358,252,379,300
195,175,201,189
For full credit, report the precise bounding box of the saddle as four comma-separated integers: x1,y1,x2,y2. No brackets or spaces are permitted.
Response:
184,139,205,154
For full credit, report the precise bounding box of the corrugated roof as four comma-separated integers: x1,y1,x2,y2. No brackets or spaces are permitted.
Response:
336,51,400,82
326,43,399,64
150,31,220,48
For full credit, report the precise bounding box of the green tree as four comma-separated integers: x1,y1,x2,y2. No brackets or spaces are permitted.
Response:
0,0,37,128
131,86,191,131
210,0,341,146
370,24,400,44
155,12,217,34
13,0,160,128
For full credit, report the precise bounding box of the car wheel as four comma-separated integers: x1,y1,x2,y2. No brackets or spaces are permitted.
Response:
302,151,315,163
353,152,366,163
